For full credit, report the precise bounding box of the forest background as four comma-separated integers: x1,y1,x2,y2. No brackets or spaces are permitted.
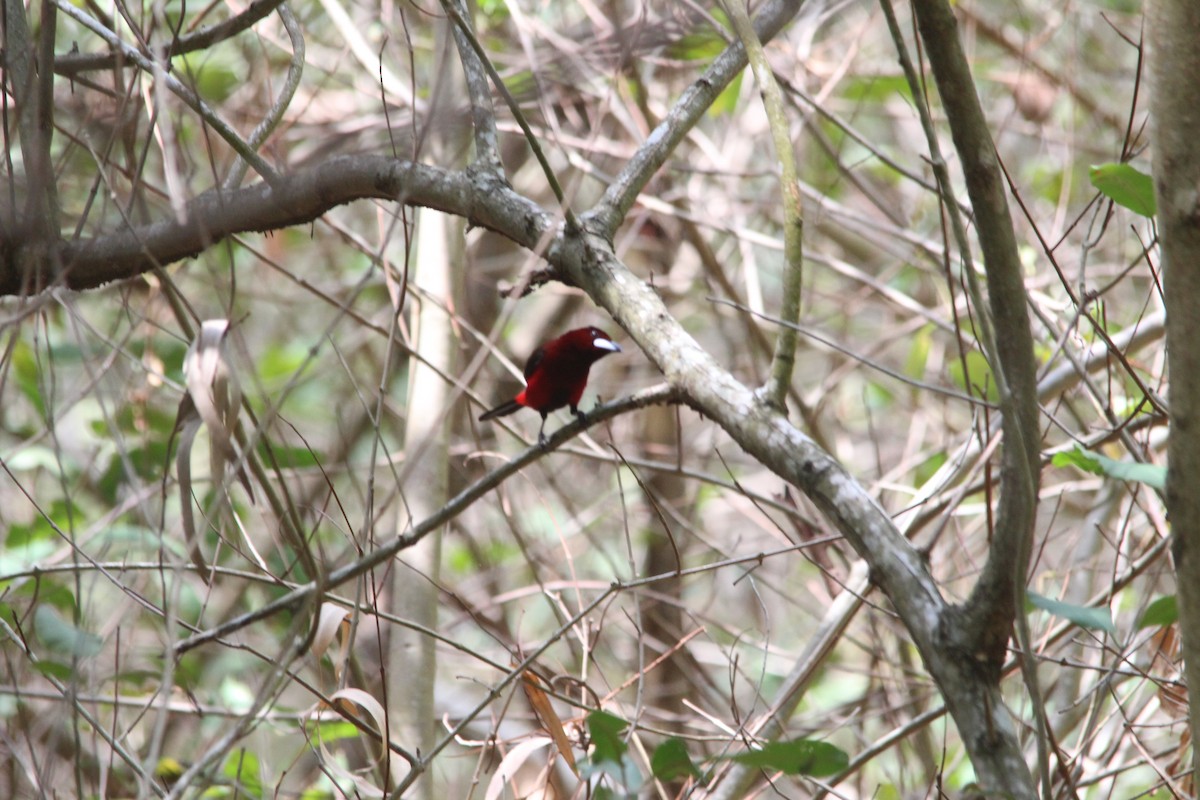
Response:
1,0,1195,798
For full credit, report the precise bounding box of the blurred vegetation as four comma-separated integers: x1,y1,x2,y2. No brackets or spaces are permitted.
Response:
0,0,1180,797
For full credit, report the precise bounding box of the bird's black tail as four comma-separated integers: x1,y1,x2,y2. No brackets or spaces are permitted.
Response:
479,399,523,421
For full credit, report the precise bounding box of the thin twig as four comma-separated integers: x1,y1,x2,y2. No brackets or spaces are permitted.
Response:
718,0,804,412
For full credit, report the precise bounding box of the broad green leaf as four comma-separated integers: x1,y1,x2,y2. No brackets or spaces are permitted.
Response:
12,580,77,614
2,521,57,574
873,784,903,800
304,720,361,743
587,710,628,764
947,350,998,402
1027,591,1116,635
667,11,731,60
1051,448,1101,472
729,739,849,777
710,72,744,117
651,737,700,781
843,74,913,104
35,605,103,658
669,31,724,61
865,380,894,409
257,442,321,470
257,342,313,387
1089,162,1156,217
1138,595,1178,629
12,340,46,418
915,451,948,486
224,749,263,798
905,325,933,379
1051,446,1165,490
476,0,510,20
5,446,60,472
176,52,243,102
35,660,73,680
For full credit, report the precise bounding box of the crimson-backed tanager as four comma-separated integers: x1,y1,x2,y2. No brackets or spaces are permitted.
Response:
479,326,621,445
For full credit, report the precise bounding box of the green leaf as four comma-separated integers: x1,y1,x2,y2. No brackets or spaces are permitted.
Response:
915,451,948,486
865,380,894,410
223,749,263,798
1138,595,1178,629
651,738,700,781
1027,591,1116,635
1051,448,1101,472
257,442,321,470
2,522,56,574
35,605,103,658
710,71,744,117
1051,446,1165,490
1089,162,1156,217
5,446,60,472
947,350,999,402
97,439,172,503
476,0,510,20
587,710,629,765
12,340,46,418
729,739,849,777
176,52,243,102
905,325,933,379
35,660,73,680
843,74,913,104
304,720,361,743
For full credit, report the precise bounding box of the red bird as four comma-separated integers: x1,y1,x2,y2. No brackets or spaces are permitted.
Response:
479,327,621,444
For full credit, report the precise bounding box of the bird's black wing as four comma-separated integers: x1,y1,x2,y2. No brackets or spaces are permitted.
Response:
523,344,547,380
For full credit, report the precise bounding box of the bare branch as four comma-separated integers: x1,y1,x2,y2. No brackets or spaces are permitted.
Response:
557,204,1038,800
172,384,683,655
907,0,1041,675
50,0,277,182
587,0,807,236
719,0,804,413
3,158,530,294
222,4,306,189
51,0,288,76
441,0,503,173
1152,0,1200,777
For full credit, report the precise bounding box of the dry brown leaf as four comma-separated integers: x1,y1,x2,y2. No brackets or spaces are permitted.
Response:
522,670,578,776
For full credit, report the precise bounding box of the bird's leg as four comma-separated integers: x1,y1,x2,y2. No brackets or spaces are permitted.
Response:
537,414,549,448
570,404,586,424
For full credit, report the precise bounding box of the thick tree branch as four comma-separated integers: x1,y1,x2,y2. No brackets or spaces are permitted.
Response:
910,0,1041,670
1,158,528,295
1151,0,1200,775
552,218,1036,798
720,0,804,413
438,0,578,231
81,139,1035,791
223,3,305,190
903,2,1045,792
440,0,503,173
